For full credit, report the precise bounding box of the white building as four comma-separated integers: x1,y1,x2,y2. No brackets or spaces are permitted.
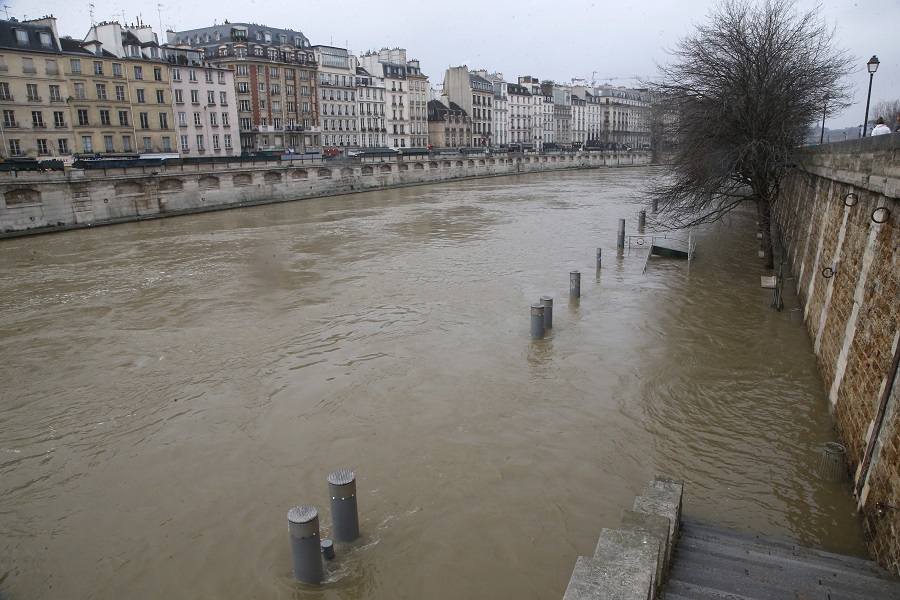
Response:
355,64,386,148
313,45,358,151
164,46,240,156
359,48,429,149
593,85,652,149
473,70,507,147
507,82,533,148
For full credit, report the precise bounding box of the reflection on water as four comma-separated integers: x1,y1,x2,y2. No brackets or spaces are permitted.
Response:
0,168,865,599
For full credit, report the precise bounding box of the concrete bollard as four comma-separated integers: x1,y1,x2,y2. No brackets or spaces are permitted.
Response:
288,505,324,584
617,219,626,249
570,271,581,299
531,304,545,339
638,210,646,231
540,296,553,329
327,469,360,542
596,248,602,269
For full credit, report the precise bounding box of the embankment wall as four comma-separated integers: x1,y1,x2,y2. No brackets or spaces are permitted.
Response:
0,151,648,236
779,134,900,574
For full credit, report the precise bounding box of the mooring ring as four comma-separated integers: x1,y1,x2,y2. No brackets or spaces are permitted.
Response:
844,193,858,207
822,267,835,279
872,207,891,224
636,238,645,246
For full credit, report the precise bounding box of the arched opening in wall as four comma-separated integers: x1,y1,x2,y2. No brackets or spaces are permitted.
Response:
551,157,557,162
264,171,281,183
380,164,392,174
292,169,309,180
444,161,452,168
542,157,548,163
398,163,409,171
199,175,220,189
115,181,144,195
317,168,332,179
340,167,354,178
477,159,485,166
414,162,424,170
362,165,374,176
525,157,531,164
429,162,439,169
455,160,463,167
467,160,475,167
233,173,253,186
4,188,41,206
159,178,184,192
488,159,495,165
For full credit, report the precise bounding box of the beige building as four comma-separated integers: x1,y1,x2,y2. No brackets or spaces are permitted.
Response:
426,99,470,148
0,17,74,159
443,66,493,147
359,48,430,149
67,22,175,155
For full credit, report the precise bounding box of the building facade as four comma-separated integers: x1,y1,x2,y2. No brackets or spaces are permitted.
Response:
169,23,319,153
507,82,532,148
356,65,386,148
594,85,651,149
443,66,493,147
313,45,358,151
163,45,240,156
74,22,175,155
426,99,470,148
358,48,429,149
0,17,74,159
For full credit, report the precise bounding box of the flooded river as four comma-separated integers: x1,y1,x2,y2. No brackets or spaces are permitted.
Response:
0,167,867,599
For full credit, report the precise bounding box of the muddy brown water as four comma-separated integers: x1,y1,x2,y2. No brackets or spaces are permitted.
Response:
0,167,866,599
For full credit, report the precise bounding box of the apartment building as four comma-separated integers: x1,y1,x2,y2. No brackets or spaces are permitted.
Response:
359,48,429,149
170,23,319,152
164,45,240,156
593,85,651,149
507,82,533,148
426,99,471,148
356,65,386,148
472,70,507,147
0,17,74,158
518,76,551,150
314,45,358,151
443,66,493,147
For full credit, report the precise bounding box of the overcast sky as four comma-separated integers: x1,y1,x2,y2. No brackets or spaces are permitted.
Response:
13,0,900,129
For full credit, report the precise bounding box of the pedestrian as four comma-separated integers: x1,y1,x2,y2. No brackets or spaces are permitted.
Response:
871,117,892,136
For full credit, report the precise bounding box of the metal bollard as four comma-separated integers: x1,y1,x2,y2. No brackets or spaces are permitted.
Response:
540,296,553,329
531,304,545,339
328,469,360,542
652,198,658,213
569,271,581,299
288,505,324,584
596,248,602,269
321,539,335,560
638,210,646,230
819,442,846,482
617,219,626,249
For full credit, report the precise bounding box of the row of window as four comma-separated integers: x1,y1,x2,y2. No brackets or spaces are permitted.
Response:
175,111,231,127
174,89,229,105
69,59,163,82
71,108,167,130
3,109,67,128
171,68,227,84
180,133,233,151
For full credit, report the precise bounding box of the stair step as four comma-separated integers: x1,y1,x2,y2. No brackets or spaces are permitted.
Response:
662,579,762,600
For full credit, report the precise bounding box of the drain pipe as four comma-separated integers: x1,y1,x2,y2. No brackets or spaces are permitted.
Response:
855,332,900,501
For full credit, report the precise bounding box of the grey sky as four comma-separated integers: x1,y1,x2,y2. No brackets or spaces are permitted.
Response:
14,0,900,129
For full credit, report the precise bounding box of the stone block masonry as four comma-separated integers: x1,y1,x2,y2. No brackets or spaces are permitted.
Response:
0,151,650,237
778,134,900,575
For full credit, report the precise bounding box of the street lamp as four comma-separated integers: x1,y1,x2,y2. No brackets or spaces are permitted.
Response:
862,55,879,137
820,94,828,144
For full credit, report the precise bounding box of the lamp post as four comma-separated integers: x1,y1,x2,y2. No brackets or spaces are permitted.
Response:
862,55,879,137
820,94,828,144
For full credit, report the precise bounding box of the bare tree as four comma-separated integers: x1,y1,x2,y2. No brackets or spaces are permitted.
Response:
646,0,854,269
871,99,900,130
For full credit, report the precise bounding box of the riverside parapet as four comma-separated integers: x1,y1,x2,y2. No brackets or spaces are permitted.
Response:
0,151,650,236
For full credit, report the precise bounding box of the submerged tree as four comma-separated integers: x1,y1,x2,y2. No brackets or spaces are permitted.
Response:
647,0,854,268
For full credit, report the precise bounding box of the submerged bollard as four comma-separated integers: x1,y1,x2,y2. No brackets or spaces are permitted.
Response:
531,304,545,339
328,469,360,542
540,296,553,329
569,271,581,299
321,539,335,560
819,442,846,482
596,248,602,269
617,219,626,249
288,505,324,584
638,210,646,230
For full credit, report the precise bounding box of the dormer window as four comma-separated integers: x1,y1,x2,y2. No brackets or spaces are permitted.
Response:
129,45,139,57
14,29,28,45
39,32,52,48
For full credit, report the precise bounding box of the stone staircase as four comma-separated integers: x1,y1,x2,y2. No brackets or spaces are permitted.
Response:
662,522,900,600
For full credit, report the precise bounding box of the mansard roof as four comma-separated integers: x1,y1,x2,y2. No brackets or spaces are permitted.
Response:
0,18,61,54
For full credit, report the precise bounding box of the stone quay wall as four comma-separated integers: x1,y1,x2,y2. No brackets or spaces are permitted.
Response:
779,134,900,574
0,151,649,236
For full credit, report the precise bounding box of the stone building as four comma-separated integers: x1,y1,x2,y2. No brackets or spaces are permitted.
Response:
593,85,651,149
0,16,74,159
74,21,176,155
358,48,430,150
472,70,507,147
507,81,533,149
518,76,552,150
443,66,492,147
355,65,386,148
169,23,320,153
162,45,240,157
313,45,358,152
426,98,470,148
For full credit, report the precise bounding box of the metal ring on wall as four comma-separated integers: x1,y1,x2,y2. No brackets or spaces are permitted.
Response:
872,207,891,224
822,267,835,279
844,193,858,207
